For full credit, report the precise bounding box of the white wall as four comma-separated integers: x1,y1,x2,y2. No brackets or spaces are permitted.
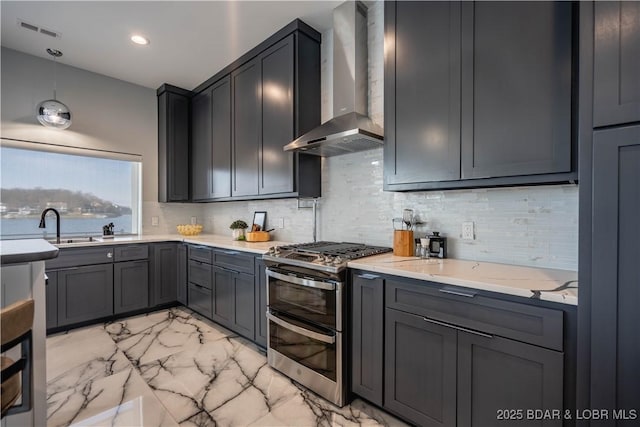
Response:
0,47,200,231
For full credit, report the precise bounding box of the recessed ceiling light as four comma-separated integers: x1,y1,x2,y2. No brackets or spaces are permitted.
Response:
131,35,149,45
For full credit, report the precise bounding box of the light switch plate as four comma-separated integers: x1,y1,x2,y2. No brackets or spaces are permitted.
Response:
151,216,159,226
462,221,475,240
275,217,285,229
190,216,197,225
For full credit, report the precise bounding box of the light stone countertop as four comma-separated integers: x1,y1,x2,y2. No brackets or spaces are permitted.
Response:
50,234,289,255
347,253,578,306
0,239,59,265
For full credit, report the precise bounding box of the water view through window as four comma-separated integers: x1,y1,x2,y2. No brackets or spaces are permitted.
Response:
0,145,141,239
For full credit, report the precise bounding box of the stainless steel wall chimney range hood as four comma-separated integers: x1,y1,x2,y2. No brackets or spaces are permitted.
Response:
284,1,383,157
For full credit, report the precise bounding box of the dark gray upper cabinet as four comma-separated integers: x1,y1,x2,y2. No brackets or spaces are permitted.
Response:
114,260,149,314
351,272,384,406
593,2,640,127
384,1,461,185
385,308,457,427
151,243,177,306
461,1,573,179
384,1,576,191
232,60,262,197
57,264,114,326
158,84,191,202
590,126,640,416
259,36,295,195
457,332,563,427
189,20,321,201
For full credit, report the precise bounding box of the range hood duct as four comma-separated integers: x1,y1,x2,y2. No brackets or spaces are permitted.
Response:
284,1,383,157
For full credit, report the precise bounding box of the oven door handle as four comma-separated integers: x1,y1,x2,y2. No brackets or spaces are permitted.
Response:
266,268,336,291
266,312,336,344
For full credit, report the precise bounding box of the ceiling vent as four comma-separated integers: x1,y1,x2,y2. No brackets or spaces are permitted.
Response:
18,19,61,39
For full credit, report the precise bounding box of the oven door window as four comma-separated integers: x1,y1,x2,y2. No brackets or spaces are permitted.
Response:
268,311,337,382
268,274,337,330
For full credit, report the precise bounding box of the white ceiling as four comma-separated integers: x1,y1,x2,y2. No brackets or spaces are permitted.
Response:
1,1,342,90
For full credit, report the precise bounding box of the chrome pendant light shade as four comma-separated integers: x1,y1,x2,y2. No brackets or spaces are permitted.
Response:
37,99,71,129
37,48,72,129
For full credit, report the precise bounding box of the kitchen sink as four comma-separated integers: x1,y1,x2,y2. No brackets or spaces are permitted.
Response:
47,236,101,245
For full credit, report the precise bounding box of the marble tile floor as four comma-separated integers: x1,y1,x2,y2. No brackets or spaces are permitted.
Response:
46,307,407,427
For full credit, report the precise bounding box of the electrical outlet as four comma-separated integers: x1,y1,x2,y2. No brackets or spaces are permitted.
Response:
151,216,159,226
462,221,475,240
190,216,197,225
275,217,285,229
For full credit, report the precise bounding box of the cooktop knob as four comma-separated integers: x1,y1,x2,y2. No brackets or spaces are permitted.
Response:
333,256,344,265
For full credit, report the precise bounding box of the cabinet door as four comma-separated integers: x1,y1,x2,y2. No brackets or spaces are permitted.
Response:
461,2,572,179
211,76,232,198
46,270,57,330
158,88,190,202
232,60,261,197
351,273,384,406
254,259,268,347
385,309,457,427
58,264,114,326
457,332,564,427
259,34,295,195
151,243,177,306
177,244,188,305
384,1,461,186
591,126,640,418
233,272,255,340
114,260,149,314
191,88,212,201
593,2,640,127
211,266,234,328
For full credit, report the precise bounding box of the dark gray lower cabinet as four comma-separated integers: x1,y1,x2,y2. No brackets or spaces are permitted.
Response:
457,332,563,427
385,309,457,427
188,284,212,318
211,266,234,328
114,260,149,314
351,273,384,406
254,259,268,347
151,243,178,306
211,265,255,339
232,272,255,339
46,271,58,329
177,244,188,305
57,264,114,326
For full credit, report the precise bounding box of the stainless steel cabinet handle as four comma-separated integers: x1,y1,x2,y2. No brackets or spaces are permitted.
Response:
216,265,239,275
357,273,380,280
266,268,337,291
220,250,240,255
439,286,477,298
266,312,336,344
422,316,493,339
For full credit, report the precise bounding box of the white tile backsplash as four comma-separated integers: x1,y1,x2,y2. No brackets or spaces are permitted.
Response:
147,0,578,271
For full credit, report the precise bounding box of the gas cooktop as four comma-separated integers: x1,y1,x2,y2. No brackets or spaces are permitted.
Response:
263,241,392,273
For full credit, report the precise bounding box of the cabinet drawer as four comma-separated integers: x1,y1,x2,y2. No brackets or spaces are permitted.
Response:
386,279,564,351
213,249,255,274
189,260,212,289
189,245,213,264
114,245,148,262
46,246,114,269
188,283,212,318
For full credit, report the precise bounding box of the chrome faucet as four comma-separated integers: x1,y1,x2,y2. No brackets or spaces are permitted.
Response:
39,208,61,244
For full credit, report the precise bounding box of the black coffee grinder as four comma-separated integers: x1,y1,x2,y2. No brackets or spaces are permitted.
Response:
427,232,447,258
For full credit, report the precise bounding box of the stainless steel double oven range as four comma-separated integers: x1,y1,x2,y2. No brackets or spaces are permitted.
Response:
262,242,391,406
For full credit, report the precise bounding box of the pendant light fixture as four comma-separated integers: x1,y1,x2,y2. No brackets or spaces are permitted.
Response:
36,48,72,129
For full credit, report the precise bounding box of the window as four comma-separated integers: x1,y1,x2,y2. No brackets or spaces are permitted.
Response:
0,142,141,239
